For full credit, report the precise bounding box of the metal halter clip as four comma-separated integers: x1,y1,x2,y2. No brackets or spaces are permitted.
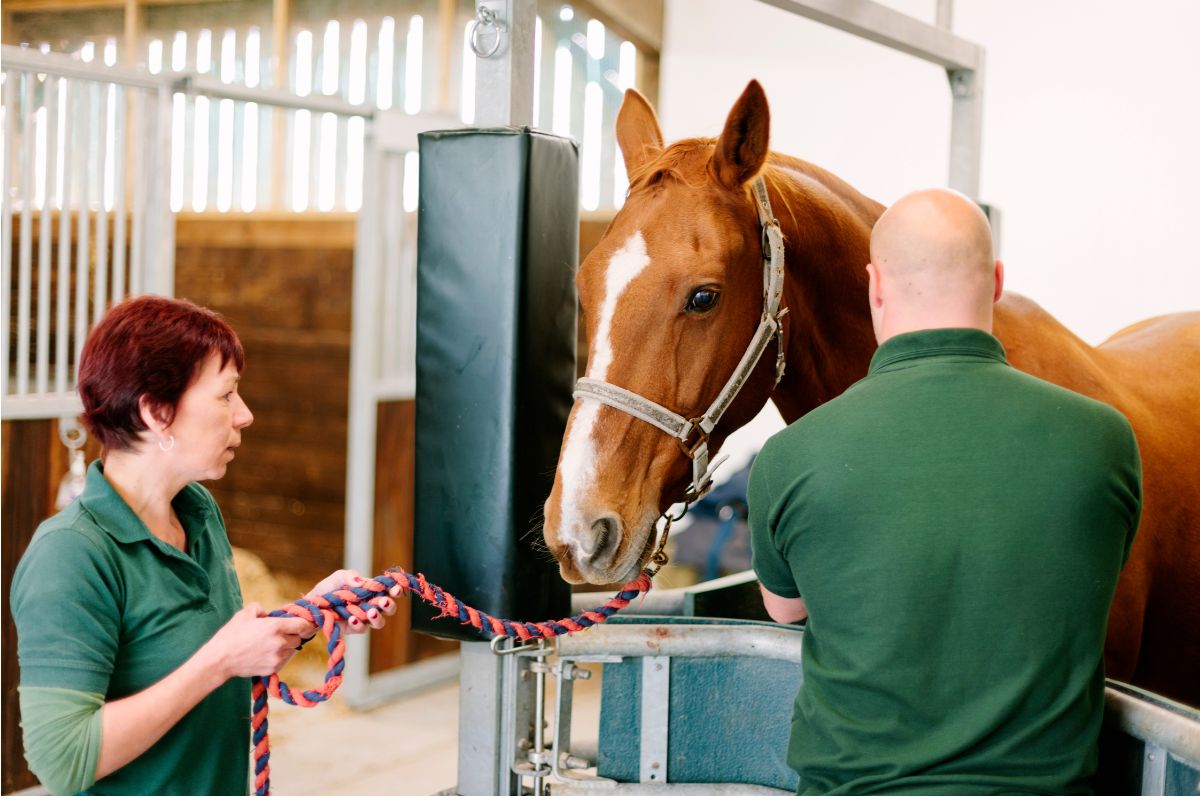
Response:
644,503,688,576
677,417,710,460
774,307,789,386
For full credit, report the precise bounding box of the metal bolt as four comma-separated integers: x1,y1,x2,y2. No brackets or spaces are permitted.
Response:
1147,752,1156,761
651,761,660,769
655,662,663,671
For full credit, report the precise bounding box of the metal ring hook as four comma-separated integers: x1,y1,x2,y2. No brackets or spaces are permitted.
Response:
469,6,505,59
58,416,88,450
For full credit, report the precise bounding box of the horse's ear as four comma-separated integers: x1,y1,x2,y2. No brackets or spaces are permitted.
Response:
616,88,664,177
712,80,770,189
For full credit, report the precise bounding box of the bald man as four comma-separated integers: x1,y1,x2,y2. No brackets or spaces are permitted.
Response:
749,189,1141,794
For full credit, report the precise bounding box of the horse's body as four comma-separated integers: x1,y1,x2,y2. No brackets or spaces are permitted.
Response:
542,81,1200,706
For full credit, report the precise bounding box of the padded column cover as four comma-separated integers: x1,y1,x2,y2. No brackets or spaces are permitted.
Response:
413,128,578,639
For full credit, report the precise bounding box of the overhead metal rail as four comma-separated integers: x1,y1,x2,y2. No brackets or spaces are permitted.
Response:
756,0,986,199
757,0,981,70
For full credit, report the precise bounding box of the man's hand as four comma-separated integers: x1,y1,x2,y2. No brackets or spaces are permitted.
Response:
760,584,808,624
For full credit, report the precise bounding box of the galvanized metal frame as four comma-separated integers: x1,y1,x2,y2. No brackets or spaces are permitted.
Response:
1,45,175,421
756,0,985,197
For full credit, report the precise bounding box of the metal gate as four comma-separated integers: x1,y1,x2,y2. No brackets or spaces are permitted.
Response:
1,46,174,421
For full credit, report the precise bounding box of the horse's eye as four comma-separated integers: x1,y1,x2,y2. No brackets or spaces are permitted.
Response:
686,288,720,314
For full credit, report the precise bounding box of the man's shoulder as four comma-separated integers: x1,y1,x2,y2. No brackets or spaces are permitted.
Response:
1001,367,1136,437
758,386,873,465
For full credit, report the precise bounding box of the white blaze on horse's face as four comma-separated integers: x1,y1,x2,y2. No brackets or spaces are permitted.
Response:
553,231,653,583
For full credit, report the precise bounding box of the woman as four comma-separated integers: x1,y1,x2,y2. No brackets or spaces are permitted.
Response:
10,295,398,794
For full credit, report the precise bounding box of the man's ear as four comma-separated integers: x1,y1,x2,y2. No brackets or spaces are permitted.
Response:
866,262,884,310
993,259,1005,302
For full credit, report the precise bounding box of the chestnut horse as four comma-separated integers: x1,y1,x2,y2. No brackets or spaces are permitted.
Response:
542,80,1200,707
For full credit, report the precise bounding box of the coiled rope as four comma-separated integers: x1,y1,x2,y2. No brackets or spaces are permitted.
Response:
250,566,655,795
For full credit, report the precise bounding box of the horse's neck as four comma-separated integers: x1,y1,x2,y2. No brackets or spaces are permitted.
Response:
763,159,883,422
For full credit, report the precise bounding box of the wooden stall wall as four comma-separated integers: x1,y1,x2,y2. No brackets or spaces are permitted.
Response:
174,214,357,588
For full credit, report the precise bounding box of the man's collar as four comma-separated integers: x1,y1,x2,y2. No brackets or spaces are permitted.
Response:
869,327,1008,375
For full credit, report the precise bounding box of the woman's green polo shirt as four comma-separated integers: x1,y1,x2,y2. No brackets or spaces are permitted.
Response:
11,460,250,795
750,328,1141,795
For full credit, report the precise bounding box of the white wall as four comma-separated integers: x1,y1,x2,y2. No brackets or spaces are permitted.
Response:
657,0,1200,474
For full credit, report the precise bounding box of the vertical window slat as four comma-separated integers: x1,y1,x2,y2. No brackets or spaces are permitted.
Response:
73,82,92,380
36,77,59,395
112,86,127,304
17,72,36,396
55,79,74,396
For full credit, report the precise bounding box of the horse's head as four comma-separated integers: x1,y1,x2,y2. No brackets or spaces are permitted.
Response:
544,81,783,584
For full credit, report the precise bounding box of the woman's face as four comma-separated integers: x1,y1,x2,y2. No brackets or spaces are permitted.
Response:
166,352,254,482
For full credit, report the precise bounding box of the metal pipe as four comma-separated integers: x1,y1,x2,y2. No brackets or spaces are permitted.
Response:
1,45,165,91
18,70,35,396
56,79,73,396
37,76,56,396
1104,684,1200,765
94,83,111,329
1,71,14,401
150,84,174,296
533,646,548,796
176,73,376,117
111,86,126,304
129,89,144,297
935,0,953,30
754,0,980,71
557,624,804,663
73,81,91,379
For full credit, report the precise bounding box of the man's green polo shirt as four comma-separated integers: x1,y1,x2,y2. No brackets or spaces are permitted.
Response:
749,327,1141,795
11,460,250,794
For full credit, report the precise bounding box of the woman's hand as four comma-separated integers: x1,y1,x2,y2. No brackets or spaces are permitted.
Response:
200,604,313,679
305,569,400,636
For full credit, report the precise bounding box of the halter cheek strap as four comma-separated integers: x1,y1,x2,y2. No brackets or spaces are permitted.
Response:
573,175,788,504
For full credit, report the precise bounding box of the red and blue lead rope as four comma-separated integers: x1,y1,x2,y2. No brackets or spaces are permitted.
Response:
250,567,654,796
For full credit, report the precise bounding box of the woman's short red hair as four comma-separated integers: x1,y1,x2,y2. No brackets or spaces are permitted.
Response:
78,295,245,451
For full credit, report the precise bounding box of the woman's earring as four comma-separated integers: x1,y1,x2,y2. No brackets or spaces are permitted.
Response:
159,435,175,452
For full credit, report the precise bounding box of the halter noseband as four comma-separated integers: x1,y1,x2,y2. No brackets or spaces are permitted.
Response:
573,176,788,510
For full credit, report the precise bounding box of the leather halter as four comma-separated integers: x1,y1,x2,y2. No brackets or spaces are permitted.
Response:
573,176,788,508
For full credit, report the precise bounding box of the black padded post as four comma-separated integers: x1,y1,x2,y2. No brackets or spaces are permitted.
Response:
412,128,578,639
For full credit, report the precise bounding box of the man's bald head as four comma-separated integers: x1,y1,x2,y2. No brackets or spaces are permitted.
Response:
866,188,1003,343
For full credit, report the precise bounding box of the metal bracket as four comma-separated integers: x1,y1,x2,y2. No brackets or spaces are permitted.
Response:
639,657,671,784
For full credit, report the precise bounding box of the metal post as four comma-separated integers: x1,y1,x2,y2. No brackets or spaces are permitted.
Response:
947,57,983,200
459,641,534,795
447,7,546,786
935,0,954,31
471,0,537,128
149,83,175,296
340,125,381,707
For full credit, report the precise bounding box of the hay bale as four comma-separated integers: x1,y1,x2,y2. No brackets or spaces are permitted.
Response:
231,547,330,686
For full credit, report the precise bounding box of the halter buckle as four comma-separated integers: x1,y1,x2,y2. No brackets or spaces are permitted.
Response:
677,417,710,460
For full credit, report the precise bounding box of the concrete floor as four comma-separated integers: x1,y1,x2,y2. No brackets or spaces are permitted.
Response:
265,664,605,795
266,682,460,795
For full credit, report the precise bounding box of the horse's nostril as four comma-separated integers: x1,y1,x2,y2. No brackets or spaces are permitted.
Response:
585,516,622,565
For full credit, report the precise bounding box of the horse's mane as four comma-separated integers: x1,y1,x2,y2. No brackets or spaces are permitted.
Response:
627,138,717,192
626,139,882,230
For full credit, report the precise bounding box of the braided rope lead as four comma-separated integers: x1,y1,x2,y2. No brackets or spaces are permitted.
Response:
250,567,655,795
